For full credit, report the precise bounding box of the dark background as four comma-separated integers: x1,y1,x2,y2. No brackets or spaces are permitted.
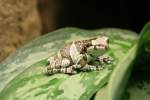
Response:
0,0,149,61
56,0,149,33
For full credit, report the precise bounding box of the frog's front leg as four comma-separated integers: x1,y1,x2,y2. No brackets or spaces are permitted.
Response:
97,55,113,64
68,53,94,70
71,53,94,69
80,64,104,71
45,66,77,74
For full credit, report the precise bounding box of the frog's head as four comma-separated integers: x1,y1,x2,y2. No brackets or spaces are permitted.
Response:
91,36,109,49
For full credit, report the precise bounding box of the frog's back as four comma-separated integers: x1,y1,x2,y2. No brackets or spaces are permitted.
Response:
58,38,95,59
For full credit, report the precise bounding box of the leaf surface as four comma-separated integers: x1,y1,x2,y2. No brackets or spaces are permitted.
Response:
0,28,138,100
108,22,150,100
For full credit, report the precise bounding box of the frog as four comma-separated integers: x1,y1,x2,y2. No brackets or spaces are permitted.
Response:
44,36,113,74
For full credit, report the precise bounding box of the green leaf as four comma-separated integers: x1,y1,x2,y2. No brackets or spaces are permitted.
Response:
95,85,108,100
95,45,137,100
107,22,150,100
134,22,150,69
122,70,150,100
121,22,150,100
0,28,138,100
108,45,137,100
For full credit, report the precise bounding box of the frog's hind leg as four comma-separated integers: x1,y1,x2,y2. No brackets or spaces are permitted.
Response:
45,66,77,74
80,64,104,72
44,68,59,74
59,67,77,74
97,55,113,64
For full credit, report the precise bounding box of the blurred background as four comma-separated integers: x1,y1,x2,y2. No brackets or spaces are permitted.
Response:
0,0,149,62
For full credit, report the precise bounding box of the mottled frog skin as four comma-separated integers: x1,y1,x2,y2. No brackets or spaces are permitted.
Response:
44,36,113,74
